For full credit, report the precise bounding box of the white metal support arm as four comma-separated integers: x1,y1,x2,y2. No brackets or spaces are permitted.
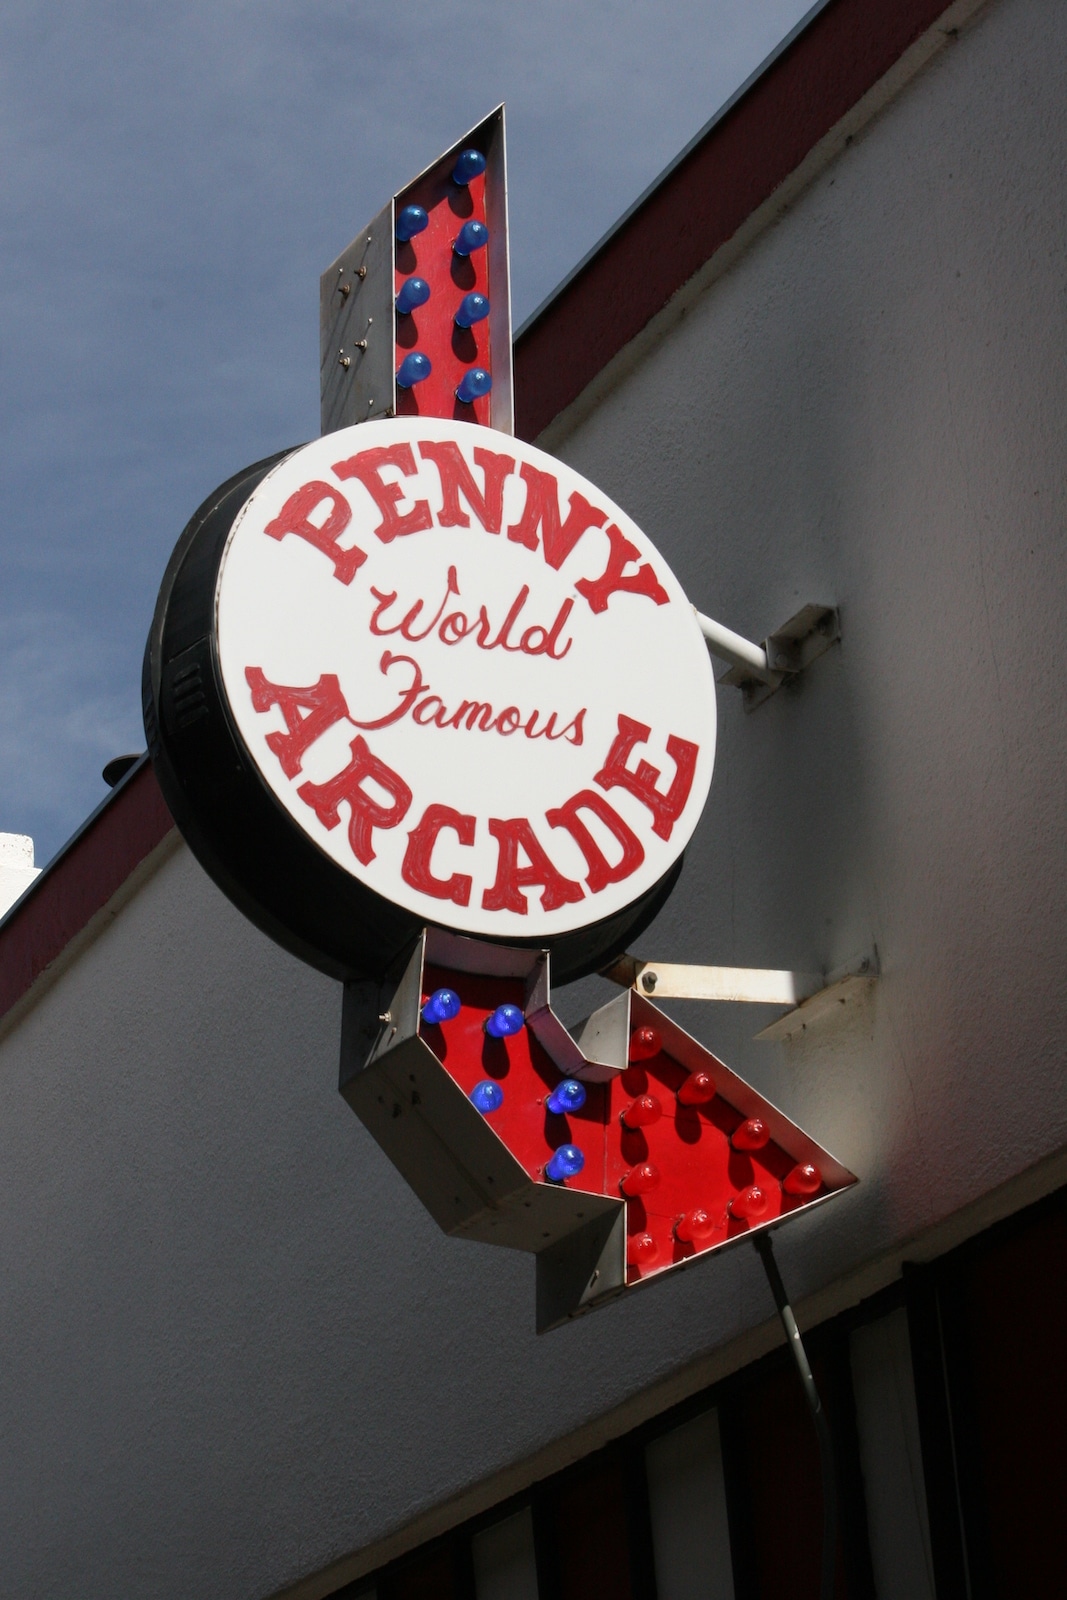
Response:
694,611,773,678
693,602,841,710
602,952,878,1041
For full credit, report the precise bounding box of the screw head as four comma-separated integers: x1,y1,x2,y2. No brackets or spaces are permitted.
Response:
641,970,658,992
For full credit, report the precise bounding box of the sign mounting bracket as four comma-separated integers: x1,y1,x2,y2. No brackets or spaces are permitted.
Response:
695,602,840,710
603,951,878,1040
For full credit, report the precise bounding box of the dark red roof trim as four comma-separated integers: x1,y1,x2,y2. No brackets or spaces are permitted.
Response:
514,0,958,440
0,759,174,1024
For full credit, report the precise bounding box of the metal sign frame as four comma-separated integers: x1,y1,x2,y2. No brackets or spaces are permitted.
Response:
320,106,513,437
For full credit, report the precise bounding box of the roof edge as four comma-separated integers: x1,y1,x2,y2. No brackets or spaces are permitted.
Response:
513,0,986,441
514,0,835,344
0,758,176,1027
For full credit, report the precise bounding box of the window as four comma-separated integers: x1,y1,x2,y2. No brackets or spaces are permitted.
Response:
646,1408,734,1600
336,1187,1066,1600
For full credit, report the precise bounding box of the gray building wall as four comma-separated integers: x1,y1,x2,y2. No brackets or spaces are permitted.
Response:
1,0,1065,1594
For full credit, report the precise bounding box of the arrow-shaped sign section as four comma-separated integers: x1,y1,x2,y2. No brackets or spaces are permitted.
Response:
339,928,856,1331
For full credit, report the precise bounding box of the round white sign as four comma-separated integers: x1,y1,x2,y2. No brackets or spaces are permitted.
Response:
215,417,715,939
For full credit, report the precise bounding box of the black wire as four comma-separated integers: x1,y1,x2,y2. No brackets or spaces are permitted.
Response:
754,1231,838,1600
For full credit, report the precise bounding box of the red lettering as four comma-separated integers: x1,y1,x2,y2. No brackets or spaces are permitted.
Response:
413,695,445,725
525,709,586,745
482,818,585,915
418,441,515,533
475,587,528,652
343,662,587,748
369,567,459,642
439,608,472,644
263,481,365,584
575,523,670,615
349,652,428,731
332,444,432,542
594,715,698,841
446,700,495,732
545,789,645,892
244,667,349,777
297,736,412,865
401,804,475,906
519,599,573,660
505,463,608,568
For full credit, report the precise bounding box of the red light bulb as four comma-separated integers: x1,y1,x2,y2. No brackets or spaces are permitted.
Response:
731,1116,770,1151
627,1232,657,1265
621,1093,662,1130
677,1071,715,1106
629,1026,661,1062
783,1162,822,1196
620,1162,661,1197
674,1208,716,1243
729,1184,769,1220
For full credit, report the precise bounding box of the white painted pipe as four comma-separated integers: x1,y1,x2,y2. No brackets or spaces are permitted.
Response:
693,608,769,674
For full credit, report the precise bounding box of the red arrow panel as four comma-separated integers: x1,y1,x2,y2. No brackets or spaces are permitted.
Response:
420,963,855,1289
394,172,492,428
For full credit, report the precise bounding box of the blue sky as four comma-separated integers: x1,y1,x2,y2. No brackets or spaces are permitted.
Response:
0,0,812,865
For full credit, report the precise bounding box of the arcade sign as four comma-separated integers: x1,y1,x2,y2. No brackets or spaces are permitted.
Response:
144,113,858,1330
146,417,715,982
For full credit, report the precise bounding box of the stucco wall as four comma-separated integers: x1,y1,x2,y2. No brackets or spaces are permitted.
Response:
1,0,1065,1594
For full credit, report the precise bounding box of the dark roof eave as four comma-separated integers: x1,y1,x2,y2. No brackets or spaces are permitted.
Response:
513,0,962,441
0,758,175,1025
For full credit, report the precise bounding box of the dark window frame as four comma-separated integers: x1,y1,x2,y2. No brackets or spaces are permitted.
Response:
333,1185,1066,1600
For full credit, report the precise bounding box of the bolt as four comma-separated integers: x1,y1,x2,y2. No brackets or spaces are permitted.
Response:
642,970,657,992
338,353,351,368
354,338,367,350
356,264,368,279
339,282,351,298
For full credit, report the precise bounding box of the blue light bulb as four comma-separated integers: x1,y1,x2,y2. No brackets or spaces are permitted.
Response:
485,1003,524,1038
396,205,429,243
452,148,487,185
396,352,432,388
546,1079,587,1116
421,987,461,1025
395,277,431,315
456,368,492,405
470,1080,504,1114
453,220,489,256
546,1145,585,1182
454,292,490,329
